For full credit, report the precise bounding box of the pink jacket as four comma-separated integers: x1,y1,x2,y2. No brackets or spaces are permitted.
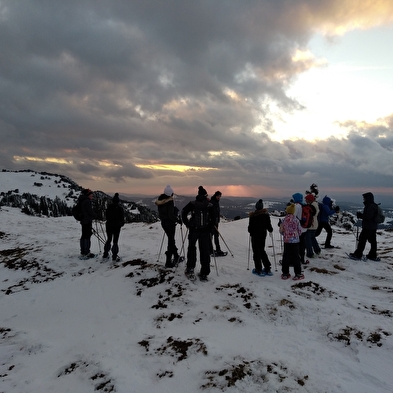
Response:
280,213,303,243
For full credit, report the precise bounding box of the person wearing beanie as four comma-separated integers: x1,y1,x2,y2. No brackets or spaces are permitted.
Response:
182,186,216,281
79,188,97,259
349,192,379,261
279,203,304,280
315,195,340,248
304,193,321,260
248,199,274,277
209,191,225,257
291,192,307,264
103,193,125,262
155,185,181,268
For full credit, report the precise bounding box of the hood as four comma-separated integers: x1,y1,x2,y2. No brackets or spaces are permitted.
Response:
292,193,303,204
362,192,374,204
322,196,331,205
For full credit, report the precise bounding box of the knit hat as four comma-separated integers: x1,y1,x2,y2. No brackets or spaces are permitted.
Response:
164,185,174,196
292,193,304,204
112,193,120,204
213,191,222,197
286,203,296,215
198,186,208,197
255,199,263,210
305,194,315,203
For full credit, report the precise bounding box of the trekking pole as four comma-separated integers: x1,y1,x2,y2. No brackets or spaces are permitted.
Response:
214,226,234,257
212,251,219,276
356,221,360,249
156,231,165,262
247,234,251,270
270,232,278,271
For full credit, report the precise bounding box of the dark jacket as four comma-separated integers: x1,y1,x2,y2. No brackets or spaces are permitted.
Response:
319,196,337,223
155,194,178,223
105,203,124,229
210,195,221,226
80,195,97,225
357,192,378,230
248,208,273,237
181,195,215,231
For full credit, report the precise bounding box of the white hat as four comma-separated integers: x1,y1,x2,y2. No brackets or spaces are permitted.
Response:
164,185,174,196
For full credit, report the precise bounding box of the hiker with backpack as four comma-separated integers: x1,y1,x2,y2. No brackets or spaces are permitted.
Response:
103,193,124,262
349,192,380,261
248,199,274,277
304,193,321,260
315,195,340,248
210,191,225,257
279,203,304,280
291,192,307,264
155,185,182,268
79,189,97,259
181,186,216,281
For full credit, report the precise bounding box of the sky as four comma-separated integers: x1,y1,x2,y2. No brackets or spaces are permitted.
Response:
1,1,393,200
1,177,393,392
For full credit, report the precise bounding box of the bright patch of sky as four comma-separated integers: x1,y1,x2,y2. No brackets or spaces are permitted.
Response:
269,26,393,142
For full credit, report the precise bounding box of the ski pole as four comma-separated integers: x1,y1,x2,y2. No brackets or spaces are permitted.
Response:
212,250,219,276
270,232,277,271
247,234,251,270
214,226,234,257
156,231,165,262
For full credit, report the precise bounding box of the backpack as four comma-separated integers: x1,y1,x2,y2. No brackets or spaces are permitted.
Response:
301,204,316,228
72,198,83,221
375,204,385,224
192,203,211,229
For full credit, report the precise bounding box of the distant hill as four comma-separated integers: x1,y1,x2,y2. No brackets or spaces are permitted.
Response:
0,169,158,223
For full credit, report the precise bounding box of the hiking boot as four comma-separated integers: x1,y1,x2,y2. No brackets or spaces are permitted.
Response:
198,273,208,282
324,244,335,249
349,253,362,260
112,255,121,262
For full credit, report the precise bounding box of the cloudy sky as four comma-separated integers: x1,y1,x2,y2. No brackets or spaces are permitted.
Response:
1,0,393,200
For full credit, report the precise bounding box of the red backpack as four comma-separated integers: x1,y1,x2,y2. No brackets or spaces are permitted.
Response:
301,204,316,228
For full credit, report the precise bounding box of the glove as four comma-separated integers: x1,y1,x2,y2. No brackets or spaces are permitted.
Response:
177,217,182,225
335,206,340,213
356,211,363,219
269,231,273,238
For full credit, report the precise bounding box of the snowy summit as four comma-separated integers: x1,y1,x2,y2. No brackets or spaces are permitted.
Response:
0,172,392,393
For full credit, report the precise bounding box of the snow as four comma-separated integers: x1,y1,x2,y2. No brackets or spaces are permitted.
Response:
1,177,393,392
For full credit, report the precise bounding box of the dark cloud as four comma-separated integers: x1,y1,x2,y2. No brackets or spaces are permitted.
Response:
0,0,392,198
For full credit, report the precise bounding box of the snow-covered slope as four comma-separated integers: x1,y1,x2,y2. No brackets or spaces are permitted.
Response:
0,206,392,393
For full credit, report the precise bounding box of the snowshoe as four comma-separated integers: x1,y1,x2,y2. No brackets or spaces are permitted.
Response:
292,274,305,281
281,273,291,280
366,256,381,262
185,268,196,281
213,250,228,257
252,268,265,277
112,255,121,263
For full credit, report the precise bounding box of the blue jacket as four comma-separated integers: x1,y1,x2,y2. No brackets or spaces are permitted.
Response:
319,196,336,223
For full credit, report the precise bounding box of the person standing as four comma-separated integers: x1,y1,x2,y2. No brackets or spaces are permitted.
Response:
315,195,339,248
103,193,124,262
181,186,215,281
155,185,181,268
210,191,225,256
248,199,274,276
349,192,379,261
292,192,307,264
79,189,97,259
304,193,321,260
279,203,304,280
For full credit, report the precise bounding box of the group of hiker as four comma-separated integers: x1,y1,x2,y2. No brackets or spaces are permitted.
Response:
77,183,382,283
